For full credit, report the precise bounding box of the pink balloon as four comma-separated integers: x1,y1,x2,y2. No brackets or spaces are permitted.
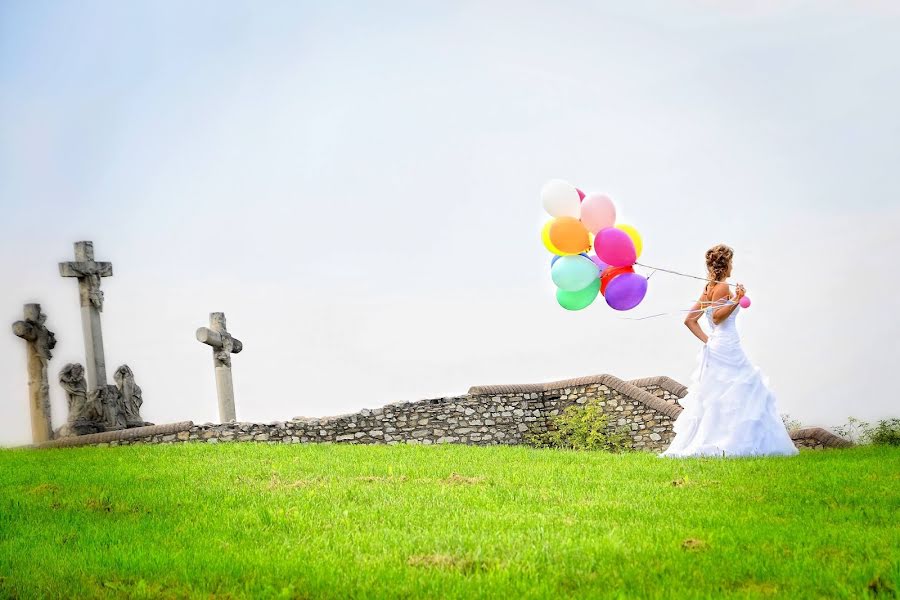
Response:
739,296,751,308
594,227,636,267
576,188,585,201
580,194,616,234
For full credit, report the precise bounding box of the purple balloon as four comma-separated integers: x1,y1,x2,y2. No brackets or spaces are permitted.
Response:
589,254,608,275
604,273,648,311
595,227,636,267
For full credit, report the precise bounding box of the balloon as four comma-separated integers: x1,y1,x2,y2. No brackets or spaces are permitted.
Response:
549,217,591,254
551,255,601,292
615,224,643,259
604,273,648,311
589,254,608,275
541,221,565,256
556,278,600,311
552,252,589,268
739,296,751,308
600,265,634,295
594,227,636,266
541,179,581,219
576,188,585,201
580,194,617,234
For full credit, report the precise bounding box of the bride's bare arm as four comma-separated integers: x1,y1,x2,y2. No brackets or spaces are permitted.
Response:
684,293,709,344
711,283,745,324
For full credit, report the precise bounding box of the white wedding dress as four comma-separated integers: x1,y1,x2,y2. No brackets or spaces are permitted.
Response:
659,300,799,458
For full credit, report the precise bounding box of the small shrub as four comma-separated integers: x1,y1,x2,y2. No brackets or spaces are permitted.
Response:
780,413,803,432
869,419,900,446
832,416,900,445
529,399,631,452
834,416,873,444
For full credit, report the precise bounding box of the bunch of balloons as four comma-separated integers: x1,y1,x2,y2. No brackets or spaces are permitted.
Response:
541,179,648,312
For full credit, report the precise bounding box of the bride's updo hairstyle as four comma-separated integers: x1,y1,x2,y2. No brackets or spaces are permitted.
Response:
705,244,734,283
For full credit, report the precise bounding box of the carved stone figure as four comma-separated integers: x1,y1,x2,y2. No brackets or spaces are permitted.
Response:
196,312,243,422
12,304,57,443
114,365,151,428
57,363,104,436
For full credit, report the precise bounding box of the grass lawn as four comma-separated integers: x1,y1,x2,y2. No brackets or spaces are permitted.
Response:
1,443,898,599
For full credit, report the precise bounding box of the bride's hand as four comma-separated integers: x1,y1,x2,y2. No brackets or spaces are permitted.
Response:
733,284,746,302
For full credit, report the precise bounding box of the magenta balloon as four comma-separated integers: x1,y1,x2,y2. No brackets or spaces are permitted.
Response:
595,227,636,267
576,188,585,201
604,273,647,311
739,296,751,308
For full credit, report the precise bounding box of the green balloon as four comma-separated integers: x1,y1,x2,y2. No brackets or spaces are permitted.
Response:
556,278,600,311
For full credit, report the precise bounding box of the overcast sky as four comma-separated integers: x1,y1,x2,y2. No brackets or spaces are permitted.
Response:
2,1,898,445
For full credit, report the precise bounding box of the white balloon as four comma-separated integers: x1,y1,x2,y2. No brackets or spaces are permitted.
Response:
540,179,581,219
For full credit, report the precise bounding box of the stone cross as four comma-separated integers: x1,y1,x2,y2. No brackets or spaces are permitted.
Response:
196,312,243,422
11,304,57,443
58,241,112,392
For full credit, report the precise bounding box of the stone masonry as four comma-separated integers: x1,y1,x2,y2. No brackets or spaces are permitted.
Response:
35,374,849,451
78,375,687,452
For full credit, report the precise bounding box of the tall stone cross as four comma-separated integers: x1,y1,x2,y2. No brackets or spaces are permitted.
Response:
59,241,113,392
12,304,57,443
196,312,243,422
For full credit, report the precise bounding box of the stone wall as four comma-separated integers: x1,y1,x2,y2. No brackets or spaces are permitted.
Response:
40,374,851,452
94,375,687,453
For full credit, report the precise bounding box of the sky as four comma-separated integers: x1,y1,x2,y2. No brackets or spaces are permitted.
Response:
1,1,899,446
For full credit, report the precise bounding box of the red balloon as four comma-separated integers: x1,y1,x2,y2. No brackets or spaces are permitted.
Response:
600,265,634,296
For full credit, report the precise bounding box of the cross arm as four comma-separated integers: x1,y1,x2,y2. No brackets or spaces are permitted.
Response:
196,328,243,353
12,321,37,341
59,261,113,278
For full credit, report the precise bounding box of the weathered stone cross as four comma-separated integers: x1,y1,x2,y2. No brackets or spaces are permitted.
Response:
11,304,56,443
59,241,113,393
196,312,243,422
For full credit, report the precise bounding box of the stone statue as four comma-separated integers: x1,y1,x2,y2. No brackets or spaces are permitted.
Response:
57,363,104,436
12,304,57,443
114,364,151,428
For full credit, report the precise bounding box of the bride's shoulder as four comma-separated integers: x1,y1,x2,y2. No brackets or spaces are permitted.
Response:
707,282,730,303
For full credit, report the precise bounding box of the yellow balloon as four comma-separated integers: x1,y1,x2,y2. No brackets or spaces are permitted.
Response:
542,220,578,256
615,223,643,259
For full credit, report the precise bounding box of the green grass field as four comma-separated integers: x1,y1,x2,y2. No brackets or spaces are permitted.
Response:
1,443,898,599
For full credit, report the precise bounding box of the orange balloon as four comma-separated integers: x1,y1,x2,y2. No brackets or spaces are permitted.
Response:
600,265,634,296
548,217,591,255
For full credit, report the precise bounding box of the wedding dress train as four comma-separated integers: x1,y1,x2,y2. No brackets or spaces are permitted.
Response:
659,300,799,458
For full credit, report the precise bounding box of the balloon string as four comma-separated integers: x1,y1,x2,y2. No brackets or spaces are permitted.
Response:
634,262,738,288
619,298,739,321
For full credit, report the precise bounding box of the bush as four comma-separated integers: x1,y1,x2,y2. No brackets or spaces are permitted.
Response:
833,417,900,446
529,398,632,452
834,416,872,444
869,419,900,446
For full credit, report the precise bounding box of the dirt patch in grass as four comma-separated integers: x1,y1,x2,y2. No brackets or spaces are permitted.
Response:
85,496,114,513
356,475,408,483
681,538,707,551
443,473,485,485
407,554,489,574
735,581,779,596
267,474,327,490
27,483,59,495
868,575,896,598
671,478,720,488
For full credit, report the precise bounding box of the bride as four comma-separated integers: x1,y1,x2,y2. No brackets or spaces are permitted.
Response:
659,244,799,458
